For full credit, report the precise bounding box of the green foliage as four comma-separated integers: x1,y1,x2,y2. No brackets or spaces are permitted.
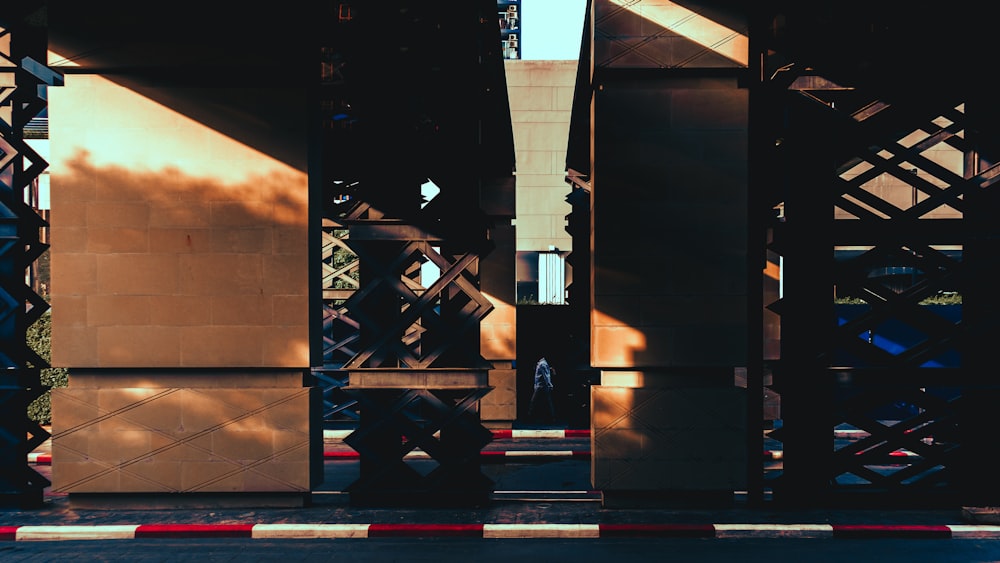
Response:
834,292,962,305
330,229,360,290
919,292,962,305
26,310,68,425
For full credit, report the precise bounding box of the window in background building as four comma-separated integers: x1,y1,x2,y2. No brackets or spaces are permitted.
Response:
516,250,569,305
538,249,566,304
498,1,521,60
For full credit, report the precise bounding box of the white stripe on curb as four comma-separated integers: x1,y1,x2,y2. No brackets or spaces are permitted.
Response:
944,525,1000,538
510,430,569,439
503,450,576,457
714,524,834,538
483,523,601,538
16,525,140,541
251,523,371,539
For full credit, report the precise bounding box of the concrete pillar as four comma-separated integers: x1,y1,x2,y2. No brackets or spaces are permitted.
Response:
47,70,318,508
587,2,749,506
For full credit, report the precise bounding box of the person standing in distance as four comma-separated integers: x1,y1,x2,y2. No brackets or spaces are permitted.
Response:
529,356,556,424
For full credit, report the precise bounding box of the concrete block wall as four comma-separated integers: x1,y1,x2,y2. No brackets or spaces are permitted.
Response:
587,2,749,505
48,74,310,369
45,71,316,505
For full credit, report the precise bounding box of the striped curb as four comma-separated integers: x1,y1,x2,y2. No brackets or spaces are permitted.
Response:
3,523,1000,541
30,450,782,465
323,450,592,462
26,428,895,466
24,451,598,466
323,429,591,440
28,453,50,465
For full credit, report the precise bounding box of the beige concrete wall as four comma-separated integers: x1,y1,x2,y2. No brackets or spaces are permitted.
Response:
45,70,317,504
47,74,310,369
505,59,575,253
481,361,517,427
51,372,318,498
480,59,579,425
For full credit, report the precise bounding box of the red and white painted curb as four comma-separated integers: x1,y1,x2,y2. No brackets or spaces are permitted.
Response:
30,450,781,465
323,450,591,462
24,428,887,466
2,523,1000,541
27,453,50,465
323,429,590,440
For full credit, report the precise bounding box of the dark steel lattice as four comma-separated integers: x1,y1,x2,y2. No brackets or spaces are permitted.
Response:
0,8,61,508
335,201,494,371
342,384,494,507
759,4,1000,506
315,0,512,506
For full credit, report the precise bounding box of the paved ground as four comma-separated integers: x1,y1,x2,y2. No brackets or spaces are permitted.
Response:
4,427,999,541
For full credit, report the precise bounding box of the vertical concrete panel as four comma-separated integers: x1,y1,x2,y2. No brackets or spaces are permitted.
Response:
592,77,747,369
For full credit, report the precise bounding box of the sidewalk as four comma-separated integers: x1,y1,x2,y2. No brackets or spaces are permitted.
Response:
6,428,999,541
3,493,994,541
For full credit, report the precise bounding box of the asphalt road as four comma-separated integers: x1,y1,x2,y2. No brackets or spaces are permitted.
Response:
3,537,1000,562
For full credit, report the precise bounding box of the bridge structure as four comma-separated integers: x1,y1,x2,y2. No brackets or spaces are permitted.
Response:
1,1,998,510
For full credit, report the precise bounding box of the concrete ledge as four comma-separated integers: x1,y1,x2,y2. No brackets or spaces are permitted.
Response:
602,490,735,509
67,492,311,510
346,369,490,388
961,507,1000,524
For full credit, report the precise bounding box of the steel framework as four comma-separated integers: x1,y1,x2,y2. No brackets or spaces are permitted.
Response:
315,0,515,505
0,4,60,508
754,2,1000,507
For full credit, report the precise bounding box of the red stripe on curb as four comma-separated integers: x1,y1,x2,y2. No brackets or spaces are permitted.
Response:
135,524,254,538
368,523,484,537
324,451,358,459
29,454,51,465
0,526,19,541
831,525,952,539
600,523,715,538
492,430,514,439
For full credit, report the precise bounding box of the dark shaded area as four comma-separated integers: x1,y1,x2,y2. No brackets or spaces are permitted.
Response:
516,305,592,429
318,0,515,252
46,1,315,172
